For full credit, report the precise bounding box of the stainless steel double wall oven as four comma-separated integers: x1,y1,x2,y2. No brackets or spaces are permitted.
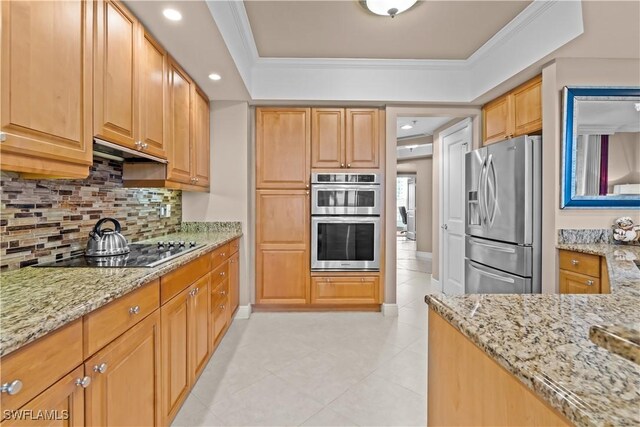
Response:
311,173,382,271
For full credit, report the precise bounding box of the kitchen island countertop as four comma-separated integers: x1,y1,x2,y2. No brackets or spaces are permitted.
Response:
0,229,242,358
425,243,640,427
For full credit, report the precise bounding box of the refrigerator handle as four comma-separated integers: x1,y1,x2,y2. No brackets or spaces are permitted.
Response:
482,155,491,227
487,155,498,227
469,261,515,283
478,157,488,225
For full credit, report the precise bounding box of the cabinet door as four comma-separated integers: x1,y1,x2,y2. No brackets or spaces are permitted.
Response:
139,30,168,159
189,275,211,383
311,108,344,169
160,287,190,424
0,0,93,178
483,96,512,145
256,190,309,304
192,87,210,188
167,58,193,184
512,76,542,137
256,108,310,189
211,287,229,343
345,109,379,169
85,311,161,427
94,0,138,149
0,366,85,427
229,252,240,314
559,270,600,294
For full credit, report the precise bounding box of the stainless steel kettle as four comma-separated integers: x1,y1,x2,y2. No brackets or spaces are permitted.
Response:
85,218,130,257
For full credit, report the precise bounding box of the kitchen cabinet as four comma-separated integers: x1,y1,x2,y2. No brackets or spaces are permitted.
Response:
559,250,610,294
311,108,381,169
428,309,571,426
84,311,161,427
256,190,310,305
0,366,86,427
229,251,240,314
192,87,211,188
166,58,194,185
311,276,379,304
190,274,211,383
0,0,94,178
211,279,230,343
482,75,542,146
256,108,311,189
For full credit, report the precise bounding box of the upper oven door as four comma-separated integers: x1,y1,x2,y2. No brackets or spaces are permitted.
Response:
311,216,380,271
311,185,381,215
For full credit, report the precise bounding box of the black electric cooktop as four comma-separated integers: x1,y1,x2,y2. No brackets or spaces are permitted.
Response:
35,242,204,268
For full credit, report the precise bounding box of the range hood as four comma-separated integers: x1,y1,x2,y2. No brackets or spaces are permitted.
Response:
93,138,168,164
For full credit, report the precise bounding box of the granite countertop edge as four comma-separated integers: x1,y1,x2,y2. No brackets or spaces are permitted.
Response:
0,230,242,357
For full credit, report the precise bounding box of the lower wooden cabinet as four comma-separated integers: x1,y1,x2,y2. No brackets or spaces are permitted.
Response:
311,276,379,304
558,249,609,294
0,366,86,427
85,311,161,426
229,252,240,314
211,279,230,343
190,274,211,383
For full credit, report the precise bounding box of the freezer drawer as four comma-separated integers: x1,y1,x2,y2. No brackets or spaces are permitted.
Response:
465,259,531,294
465,236,532,276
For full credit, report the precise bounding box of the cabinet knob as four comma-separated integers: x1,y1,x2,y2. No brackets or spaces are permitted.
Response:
195,178,199,182
571,259,579,266
305,184,309,189
221,253,226,257
220,271,226,277
142,142,148,149
219,304,225,310
129,305,141,315
586,280,594,286
341,163,345,168
93,363,108,374
347,163,351,168
75,376,91,388
0,380,23,395
306,191,310,195
219,290,226,296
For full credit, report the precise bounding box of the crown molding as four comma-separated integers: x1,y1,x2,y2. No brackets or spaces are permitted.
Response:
207,0,584,102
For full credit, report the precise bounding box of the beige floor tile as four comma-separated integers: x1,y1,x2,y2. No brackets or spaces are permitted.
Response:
300,407,358,427
398,305,428,330
171,393,224,427
373,348,427,396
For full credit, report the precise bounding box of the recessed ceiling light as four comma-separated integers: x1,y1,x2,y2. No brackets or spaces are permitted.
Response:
364,0,418,18
208,73,222,81
400,124,413,130
163,8,182,21
635,102,640,112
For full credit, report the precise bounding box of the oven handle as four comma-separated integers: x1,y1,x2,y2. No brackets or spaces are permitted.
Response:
312,184,381,191
312,216,381,224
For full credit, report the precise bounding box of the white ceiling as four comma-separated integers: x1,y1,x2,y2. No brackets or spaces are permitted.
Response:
243,1,530,60
577,100,640,133
397,117,453,139
124,0,250,101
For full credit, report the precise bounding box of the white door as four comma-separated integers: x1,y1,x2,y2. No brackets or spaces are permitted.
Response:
441,119,471,294
406,178,416,240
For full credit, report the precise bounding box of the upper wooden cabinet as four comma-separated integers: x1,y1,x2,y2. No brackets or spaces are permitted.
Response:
192,87,211,188
166,58,193,184
0,0,94,178
482,75,542,146
311,108,380,169
256,108,311,189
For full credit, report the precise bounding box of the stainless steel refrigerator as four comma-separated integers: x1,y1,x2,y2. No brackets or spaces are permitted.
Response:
464,135,541,294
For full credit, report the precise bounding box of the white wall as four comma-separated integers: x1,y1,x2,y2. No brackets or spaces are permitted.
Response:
182,101,251,305
397,158,433,254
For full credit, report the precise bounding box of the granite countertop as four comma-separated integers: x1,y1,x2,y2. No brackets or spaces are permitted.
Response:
0,229,242,358
425,244,640,427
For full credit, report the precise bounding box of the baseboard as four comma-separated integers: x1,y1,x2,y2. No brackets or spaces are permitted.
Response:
416,251,432,260
234,304,252,319
381,303,399,317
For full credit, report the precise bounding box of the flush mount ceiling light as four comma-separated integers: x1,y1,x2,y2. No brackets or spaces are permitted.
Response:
635,102,640,112
163,8,182,21
400,120,417,130
361,0,418,18
208,73,222,81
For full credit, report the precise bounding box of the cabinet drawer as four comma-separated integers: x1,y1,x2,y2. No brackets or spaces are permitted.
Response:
311,276,379,304
558,250,600,277
212,295,229,342
211,244,230,270
161,255,211,303
0,320,82,417
229,239,240,255
559,270,601,294
84,280,160,357
211,261,229,289
211,279,229,307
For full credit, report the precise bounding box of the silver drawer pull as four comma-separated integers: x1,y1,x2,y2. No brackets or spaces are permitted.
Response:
586,280,594,286
571,259,579,265
219,290,226,296
220,271,225,277
93,363,108,374
129,305,141,315
219,304,225,310
1,380,23,395
76,376,91,388
469,239,516,253
469,262,515,283
220,252,226,257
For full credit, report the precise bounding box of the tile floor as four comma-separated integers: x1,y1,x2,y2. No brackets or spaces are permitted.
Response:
173,242,439,427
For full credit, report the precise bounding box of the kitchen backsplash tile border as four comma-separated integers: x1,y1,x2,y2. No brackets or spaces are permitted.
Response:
557,229,612,245
0,158,182,271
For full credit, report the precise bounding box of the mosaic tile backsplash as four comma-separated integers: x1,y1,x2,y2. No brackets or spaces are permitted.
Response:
0,158,182,271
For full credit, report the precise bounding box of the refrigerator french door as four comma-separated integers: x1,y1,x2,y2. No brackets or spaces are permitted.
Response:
464,135,541,294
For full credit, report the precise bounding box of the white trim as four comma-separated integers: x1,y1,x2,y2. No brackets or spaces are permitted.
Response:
234,305,252,320
205,0,583,102
438,118,472,296
381,303,399,317
416,251,432,260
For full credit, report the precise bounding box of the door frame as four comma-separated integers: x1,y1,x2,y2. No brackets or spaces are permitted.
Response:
438,118,472,294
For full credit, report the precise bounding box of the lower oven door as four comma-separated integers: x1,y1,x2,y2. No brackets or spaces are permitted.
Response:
311,216,380,271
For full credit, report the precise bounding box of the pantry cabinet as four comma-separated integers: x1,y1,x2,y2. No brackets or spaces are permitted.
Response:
0,0,94,178
311,108,380,169
84,311,161,427
482,75,542,145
